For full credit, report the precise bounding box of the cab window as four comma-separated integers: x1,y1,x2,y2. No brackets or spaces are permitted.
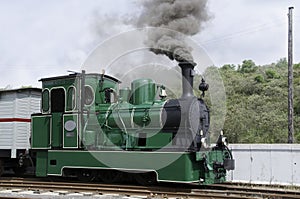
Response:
84,86,94,105
42,89,49,112
67,86,76,111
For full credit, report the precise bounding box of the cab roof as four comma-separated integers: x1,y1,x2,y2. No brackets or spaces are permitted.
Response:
39,73,121,83
0,87,41,94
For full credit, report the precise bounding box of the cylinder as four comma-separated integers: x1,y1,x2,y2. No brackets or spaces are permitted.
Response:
131,79,156,105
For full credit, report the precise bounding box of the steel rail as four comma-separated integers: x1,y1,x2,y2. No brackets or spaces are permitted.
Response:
0,177,299,198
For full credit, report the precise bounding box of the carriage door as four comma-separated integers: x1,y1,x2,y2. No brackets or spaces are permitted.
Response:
50,88,65,148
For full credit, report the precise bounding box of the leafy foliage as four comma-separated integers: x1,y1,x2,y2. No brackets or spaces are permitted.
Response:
265,69,280,79
203,58,300,143
254,75,264,83
238,60,257,73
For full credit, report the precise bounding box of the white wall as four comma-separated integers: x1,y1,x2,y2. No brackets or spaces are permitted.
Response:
227,144,300,186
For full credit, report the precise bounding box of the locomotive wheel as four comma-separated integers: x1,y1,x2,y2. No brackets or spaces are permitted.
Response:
77,169,96,182
99,170,121,183
134,172,157,185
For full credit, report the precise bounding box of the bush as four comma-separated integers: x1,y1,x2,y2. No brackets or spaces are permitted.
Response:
239,60,257,73
254,75,264,83
265,69,280,79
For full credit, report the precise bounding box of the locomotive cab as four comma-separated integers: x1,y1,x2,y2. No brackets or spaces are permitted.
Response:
31,72,121,151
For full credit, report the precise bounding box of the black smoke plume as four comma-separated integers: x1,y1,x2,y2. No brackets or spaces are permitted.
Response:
137,0,210,62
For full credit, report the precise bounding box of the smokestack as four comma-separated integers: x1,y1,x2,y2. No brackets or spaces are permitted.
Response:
178,61,196,99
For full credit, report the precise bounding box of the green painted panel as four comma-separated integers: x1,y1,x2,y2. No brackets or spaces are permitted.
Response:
146,133,173,148
43,78,75,89
36,151,48,177
63,114,78,148
46,151,201,182
52,113,63,148
31,116,51,148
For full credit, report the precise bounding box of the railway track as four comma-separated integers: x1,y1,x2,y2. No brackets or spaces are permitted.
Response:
0,177,299,198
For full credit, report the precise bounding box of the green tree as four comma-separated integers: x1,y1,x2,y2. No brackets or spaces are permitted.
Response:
275,58,288,68
265,69,280,79
238,59,257,73
221,64,236,71
254,75,264,83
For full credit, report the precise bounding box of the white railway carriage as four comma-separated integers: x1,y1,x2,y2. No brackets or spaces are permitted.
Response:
0,88,41,174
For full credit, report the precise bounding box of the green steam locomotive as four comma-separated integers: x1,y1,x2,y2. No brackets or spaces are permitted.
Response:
31,61,234,184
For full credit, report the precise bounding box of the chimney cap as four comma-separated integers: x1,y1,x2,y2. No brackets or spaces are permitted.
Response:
178,61,196,68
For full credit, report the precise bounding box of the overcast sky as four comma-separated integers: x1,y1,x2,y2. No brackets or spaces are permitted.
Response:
0,0,299,88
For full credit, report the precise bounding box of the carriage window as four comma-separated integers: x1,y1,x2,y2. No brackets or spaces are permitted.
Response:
42,90,49,112
51,88,65,113
84,86,94,105
67,86,76,111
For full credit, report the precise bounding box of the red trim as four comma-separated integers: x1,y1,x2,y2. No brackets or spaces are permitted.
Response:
0,118,31,123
